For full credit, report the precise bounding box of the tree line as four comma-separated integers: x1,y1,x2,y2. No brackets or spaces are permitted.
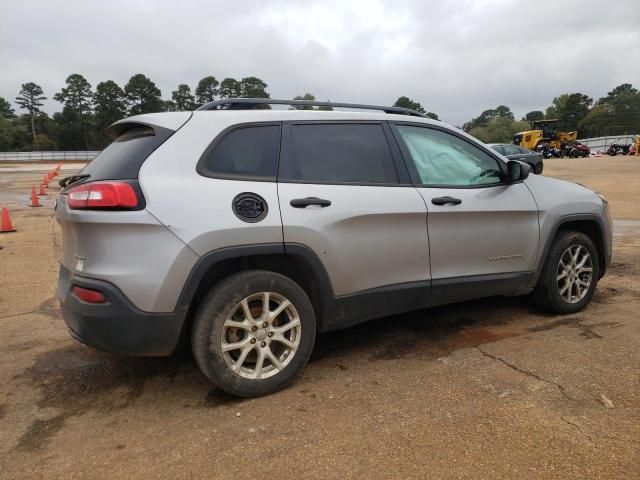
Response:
0,74,270,151
462,83,640,144
0,74,637,151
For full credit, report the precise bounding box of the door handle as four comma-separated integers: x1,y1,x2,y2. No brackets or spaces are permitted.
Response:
431,196,462,206
290,197,332,208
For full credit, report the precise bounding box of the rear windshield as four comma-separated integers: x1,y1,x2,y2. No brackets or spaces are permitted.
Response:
80,124,173,180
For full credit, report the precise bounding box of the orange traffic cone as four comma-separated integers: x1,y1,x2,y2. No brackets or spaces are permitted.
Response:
1,208,16,232
38,184,47,196
30,186,42,207
43,174,49,187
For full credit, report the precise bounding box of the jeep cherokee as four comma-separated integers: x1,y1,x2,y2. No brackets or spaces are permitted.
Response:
56,98,613,397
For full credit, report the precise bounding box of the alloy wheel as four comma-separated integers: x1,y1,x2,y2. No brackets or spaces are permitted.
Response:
220,292,301,379
556,245,593,304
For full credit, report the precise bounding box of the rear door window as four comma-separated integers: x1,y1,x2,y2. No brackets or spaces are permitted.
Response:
279,123,398,184
198,124,281,180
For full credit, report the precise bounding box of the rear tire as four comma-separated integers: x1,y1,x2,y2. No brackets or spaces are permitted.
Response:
532,231,600,314
191,270,316,397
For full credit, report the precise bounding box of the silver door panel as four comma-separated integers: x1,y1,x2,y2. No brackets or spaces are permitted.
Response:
279,183,429,296
418,184,539,279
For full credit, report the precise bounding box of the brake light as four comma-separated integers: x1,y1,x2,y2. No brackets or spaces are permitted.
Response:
67,181,139,209
72,286,106,303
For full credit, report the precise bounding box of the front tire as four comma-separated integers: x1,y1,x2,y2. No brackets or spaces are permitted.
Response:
532,231,600,314
191,270,316,397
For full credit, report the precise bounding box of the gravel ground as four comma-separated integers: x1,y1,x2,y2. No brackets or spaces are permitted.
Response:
0,156,638,479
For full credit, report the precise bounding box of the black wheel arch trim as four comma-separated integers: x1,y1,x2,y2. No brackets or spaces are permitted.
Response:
173,242,337,331
173,242,431,333
530,213,608,288
176,243,286,311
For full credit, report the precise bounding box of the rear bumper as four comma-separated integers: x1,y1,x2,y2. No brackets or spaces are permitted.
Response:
58,265,187,356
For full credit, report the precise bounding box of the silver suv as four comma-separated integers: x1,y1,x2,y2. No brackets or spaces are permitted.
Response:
56,99,613,397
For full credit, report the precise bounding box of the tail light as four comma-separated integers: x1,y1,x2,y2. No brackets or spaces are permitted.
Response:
67,181,140,209
72,286,106,304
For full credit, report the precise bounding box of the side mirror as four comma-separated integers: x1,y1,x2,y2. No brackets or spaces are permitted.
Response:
507,160,531,183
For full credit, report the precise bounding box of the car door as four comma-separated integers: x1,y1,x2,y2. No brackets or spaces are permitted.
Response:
277,121,430,307
391,123,540,303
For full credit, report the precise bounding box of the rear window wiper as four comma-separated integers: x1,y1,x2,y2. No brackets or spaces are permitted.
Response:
59,174,90,189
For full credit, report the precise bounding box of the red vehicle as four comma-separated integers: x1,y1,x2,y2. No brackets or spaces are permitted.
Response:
573,142,591,158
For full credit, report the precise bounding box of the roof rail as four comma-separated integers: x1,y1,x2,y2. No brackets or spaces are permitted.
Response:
196,98,428,118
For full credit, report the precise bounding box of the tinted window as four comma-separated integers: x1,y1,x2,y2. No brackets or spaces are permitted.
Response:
518,147,532,154
396,125,502,186
502,144,523,156
491,145,505,155
199,125,280,179
80,125,173,181
279,124,398,184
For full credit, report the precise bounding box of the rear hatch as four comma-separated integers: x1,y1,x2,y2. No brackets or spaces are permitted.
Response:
56,113,192,295
60,112,192,190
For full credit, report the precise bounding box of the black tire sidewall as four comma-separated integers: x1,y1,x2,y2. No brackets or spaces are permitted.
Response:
191,270,316,397
539,232,600,314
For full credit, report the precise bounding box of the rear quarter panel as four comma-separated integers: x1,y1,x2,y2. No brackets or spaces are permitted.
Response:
56,196,199,312
138,113,284,256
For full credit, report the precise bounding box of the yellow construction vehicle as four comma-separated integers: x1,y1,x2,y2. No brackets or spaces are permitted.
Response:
513,119,577,155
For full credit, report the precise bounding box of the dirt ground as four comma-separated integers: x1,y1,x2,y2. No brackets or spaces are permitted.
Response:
0,157,639,479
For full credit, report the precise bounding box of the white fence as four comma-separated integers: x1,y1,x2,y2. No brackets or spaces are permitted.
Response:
1,137,638,161
577,135,637,153
0,151,100,162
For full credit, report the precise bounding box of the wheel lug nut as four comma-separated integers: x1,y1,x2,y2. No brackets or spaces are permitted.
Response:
251,326,257,332
260,341,266,348
250,338,256,344
268,332,273,338
262,322,268,328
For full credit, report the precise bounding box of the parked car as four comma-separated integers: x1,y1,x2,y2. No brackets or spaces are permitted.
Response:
57,98,613,397
488,143,543,174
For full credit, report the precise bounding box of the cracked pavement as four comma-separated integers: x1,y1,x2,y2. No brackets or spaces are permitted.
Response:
0,156,639,479
475,346,579,402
